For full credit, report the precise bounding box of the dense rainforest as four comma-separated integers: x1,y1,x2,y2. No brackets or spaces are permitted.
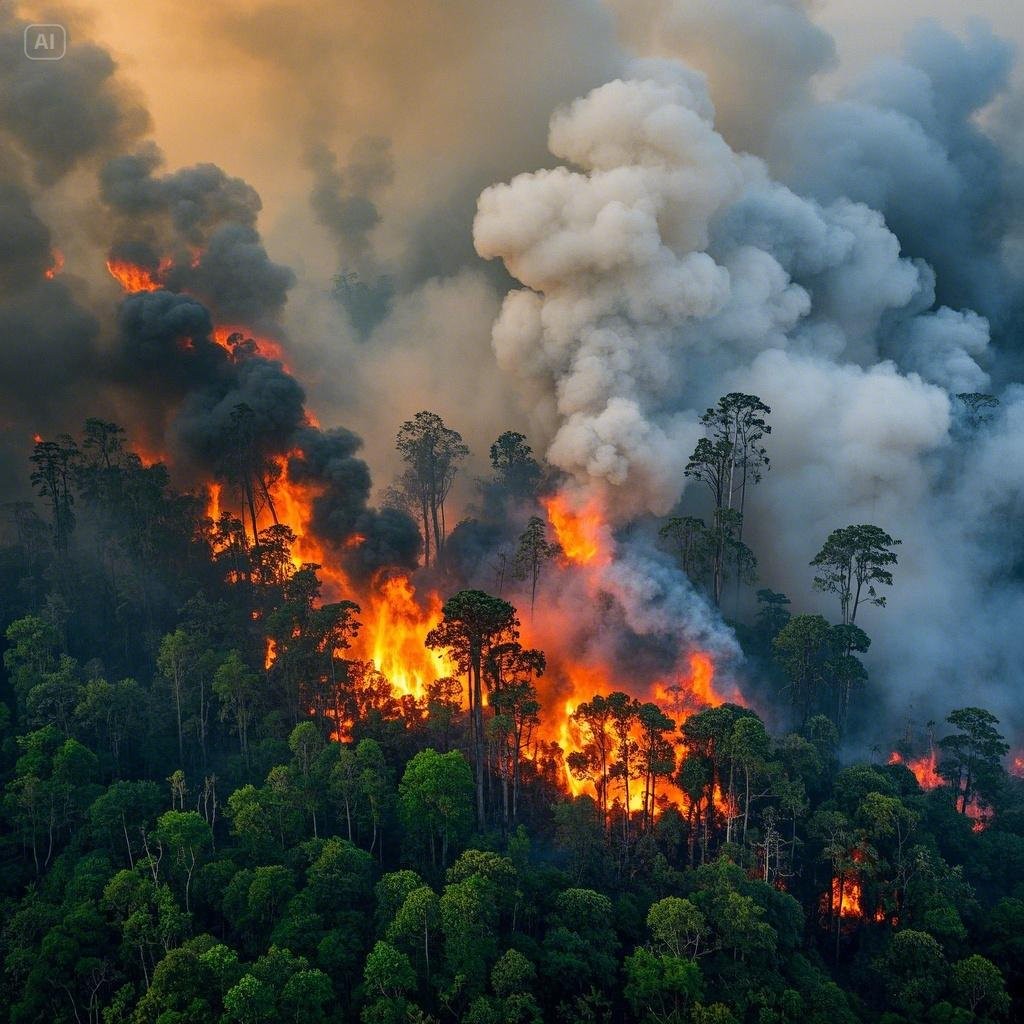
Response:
1,405,1022,1024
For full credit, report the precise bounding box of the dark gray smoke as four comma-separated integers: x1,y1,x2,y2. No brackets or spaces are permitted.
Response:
308,137,393,259
170,222,296,326
0,7,147,494
102,148,295,330
773,19,1021,337
288,427,421,578
175,353,307,469
307,137,396,336
0,13,149,184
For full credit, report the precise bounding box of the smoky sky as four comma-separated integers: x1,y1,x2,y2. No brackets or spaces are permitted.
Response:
2,1,1024,745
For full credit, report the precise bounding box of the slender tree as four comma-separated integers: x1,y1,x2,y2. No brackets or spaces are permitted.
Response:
425,590,519,827
810,524,901,626
396,411,469,567
684,393,770,603
30,435,78,559
511,516,560,616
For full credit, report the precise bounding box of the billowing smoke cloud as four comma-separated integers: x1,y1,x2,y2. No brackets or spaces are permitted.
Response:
609,0,837,155
101,148,295,330
0,6,149,489
773,19,1020,332
473,62,991,513
473,29,1024,736
0,13,149,184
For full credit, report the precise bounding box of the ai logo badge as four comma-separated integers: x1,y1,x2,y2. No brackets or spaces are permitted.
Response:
25,24,67,60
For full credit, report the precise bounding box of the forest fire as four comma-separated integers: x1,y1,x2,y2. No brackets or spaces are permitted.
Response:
101,238,737,811
822,850,891,923
829,873,864,919
548,650,731,812
361,574,451,702
889,749,991,832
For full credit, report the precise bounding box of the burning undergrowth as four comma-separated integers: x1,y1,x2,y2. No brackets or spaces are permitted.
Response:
94,237,740,813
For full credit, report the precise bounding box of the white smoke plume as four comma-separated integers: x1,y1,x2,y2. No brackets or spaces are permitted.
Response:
473,21,1024,735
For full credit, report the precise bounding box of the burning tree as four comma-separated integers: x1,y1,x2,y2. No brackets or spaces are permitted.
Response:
566,695,616,828
938,707,1009,818
425,590,519,828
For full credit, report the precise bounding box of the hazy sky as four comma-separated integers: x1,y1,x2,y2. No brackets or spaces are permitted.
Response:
45,0,1023,230
817,0,1023,85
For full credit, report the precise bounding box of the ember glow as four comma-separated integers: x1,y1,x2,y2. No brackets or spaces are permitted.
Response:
44,249,64,280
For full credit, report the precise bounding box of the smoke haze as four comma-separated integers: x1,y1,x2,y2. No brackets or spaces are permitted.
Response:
3,0,1024,741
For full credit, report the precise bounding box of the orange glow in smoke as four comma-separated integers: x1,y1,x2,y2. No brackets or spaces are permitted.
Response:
45,250,64,279
211,325,291,367
543,494,611,566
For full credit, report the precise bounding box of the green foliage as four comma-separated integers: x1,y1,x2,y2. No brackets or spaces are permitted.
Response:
398,748,474,868
810,524,901,625
0,417,1021,1024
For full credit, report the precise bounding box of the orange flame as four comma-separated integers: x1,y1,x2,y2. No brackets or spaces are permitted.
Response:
361,574,451,702
264,637,277,671
890,749,993,830
965,795,990,833
889,749,943,790
106,257,172,292
543,494,611,566
829,873,864,919
548,651,731,811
